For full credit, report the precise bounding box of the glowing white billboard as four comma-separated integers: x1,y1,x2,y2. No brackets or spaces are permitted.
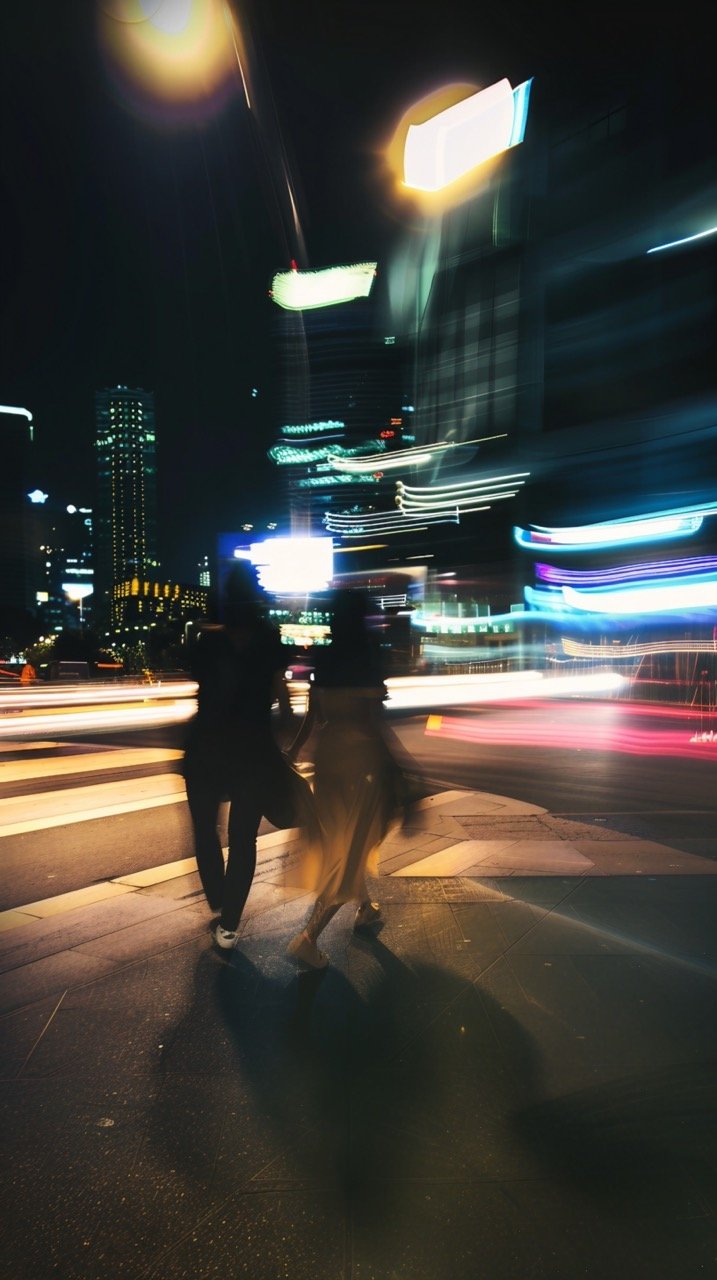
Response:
403,77,532,192
233,536,334,595
271,263,377,311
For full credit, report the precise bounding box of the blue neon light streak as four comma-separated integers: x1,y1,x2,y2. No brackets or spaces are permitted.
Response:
514,500,717,552
509,78,533,147
647,226,717,254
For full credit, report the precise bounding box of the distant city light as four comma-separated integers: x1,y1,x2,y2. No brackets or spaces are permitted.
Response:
28,490,48,504
280,421,344,437
403,77,532,192
647,225,717,254
270,263,377,311
2,404,33,441
63,583,94,601
1,404,33,421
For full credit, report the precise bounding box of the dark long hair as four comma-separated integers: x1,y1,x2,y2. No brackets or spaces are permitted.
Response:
320,588,383,686
220,562,268,629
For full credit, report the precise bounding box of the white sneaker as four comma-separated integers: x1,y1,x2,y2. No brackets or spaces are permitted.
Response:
213,924,239,950
354,901,381,930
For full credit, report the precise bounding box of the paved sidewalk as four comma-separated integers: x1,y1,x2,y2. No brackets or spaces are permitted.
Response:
1,785,716,1279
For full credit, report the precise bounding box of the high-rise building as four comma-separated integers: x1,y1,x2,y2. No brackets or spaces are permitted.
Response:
0,406,34,646
94,386,160,630
34,499,94,634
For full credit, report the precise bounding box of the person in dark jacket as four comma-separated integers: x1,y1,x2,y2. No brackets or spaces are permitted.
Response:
183,562,293,951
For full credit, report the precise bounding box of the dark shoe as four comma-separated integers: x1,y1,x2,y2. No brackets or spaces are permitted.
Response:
354,901,381,930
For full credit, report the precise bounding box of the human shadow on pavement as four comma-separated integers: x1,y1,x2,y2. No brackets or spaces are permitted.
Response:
209,930,544,1267
144,929,545,1277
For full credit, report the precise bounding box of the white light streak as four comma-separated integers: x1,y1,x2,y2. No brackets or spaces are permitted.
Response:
647,226,717,254
271,263,377,311
563,580,717,614
561,637,717,659
514,502,717,552
383,669,625,711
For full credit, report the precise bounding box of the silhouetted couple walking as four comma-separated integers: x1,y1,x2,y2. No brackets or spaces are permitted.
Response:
184,571,412,963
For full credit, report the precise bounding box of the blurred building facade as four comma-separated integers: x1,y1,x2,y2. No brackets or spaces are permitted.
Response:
268,283,409,532
0,407,35,648
375,47,717,673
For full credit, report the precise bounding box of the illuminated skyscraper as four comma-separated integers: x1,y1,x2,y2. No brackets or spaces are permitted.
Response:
94,386,160,630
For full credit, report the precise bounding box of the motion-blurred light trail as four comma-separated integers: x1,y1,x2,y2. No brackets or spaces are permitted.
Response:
384,669,625,711
0,680,197,739
424,703,717,761
647,225,717,254
536,556,717,586
270,263,377,311
515,501,717,552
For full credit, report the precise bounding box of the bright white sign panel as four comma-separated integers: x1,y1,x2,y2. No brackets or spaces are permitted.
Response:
243,536,334,595
271,263,377,311
404,77,532,192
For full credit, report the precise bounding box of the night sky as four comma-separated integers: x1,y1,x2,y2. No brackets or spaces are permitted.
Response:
0,1,696,581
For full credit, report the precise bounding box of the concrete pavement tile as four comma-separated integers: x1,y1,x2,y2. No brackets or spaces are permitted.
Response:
553,876,717,960
351,1176,716,1280
0,992,64,1077
0,949,117,1015
664,837,717,861
391,839,518,877
0,908,39,931
379,835,459,874
17,880,136,916
0,892,195,974
126,1191,345,1280
470,840,595,874
479,951,717,1094
448,901,555,952
540,816,645,841
437,877,516,901
414,790,546,817
453,817,554,839
72,902,210,963
497,913,628,956
496,877,589,906
136,870,206,901
573,839,717,874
